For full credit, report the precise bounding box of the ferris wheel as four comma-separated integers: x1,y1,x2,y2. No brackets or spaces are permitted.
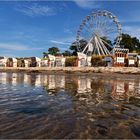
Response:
76,10,122,56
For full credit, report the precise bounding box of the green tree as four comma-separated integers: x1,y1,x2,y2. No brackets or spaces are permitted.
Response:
118,33,140,52
43,52,48,58
62,50,72,56
48,47,60,55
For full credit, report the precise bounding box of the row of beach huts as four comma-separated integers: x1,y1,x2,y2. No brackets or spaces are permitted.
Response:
0,48,140,68
0,55,66,68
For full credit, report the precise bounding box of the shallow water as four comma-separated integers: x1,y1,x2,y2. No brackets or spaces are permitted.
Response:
0,72,140,139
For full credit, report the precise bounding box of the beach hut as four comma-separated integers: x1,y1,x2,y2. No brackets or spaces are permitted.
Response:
40,59,49,67
13,58,18,67
61,57,66,67
77,52,87,67
24,60,29,67
7,58,17,67
137,55,140,67
87,56,92,66
48,54,55,67
104,56,113,67
127,53,138,67
0,58,7,67
35,57,41,67
55,56,66,67
112,47,129,67
29,57,37,67
77,52,92,67
17,59,25,67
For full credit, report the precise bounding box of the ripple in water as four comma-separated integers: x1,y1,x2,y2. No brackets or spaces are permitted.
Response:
0,72,140,139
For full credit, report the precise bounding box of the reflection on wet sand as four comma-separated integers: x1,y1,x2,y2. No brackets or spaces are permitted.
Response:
0,72,140,139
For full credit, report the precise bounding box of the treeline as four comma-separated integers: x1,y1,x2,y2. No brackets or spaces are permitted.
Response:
43,33,140,57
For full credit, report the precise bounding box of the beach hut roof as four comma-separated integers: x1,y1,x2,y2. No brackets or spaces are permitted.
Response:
0,58,7,63
35,57,41,61
24,60,29,63
137,55,140,60
77,52,87,59
12,58,17,62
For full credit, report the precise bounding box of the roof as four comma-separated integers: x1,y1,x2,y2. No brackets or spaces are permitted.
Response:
35,57,41,61
0,58,7,63
137,55,140,59
12,58,17,62
112,48,129,54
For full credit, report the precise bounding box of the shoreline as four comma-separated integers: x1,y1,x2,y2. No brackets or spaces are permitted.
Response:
0,67,140,75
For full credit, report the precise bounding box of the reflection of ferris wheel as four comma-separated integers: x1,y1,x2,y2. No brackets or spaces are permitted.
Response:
76,10,122,56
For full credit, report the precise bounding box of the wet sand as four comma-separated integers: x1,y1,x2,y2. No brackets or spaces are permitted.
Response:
0,67,140,74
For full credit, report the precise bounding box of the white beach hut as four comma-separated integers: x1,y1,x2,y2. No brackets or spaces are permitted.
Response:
55,56,66,67
77,52,92,67
40,59,49,67
77,52,87,67
137,55,140,67
87,56,92,67
61,57,66,67
48,54,55,67
12,58,18,67
35,57,41,67
24,60,29,67
0,58,7,67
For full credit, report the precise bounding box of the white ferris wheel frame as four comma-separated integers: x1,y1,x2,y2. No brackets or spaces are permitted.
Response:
76,10,122,56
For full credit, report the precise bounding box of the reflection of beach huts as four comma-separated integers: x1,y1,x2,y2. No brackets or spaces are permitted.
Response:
77,77,91,93
127,53,137,67
111,81,129,101
47,75,65,90
6,58,17,67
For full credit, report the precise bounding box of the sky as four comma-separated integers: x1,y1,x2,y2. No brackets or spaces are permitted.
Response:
0,0,140,58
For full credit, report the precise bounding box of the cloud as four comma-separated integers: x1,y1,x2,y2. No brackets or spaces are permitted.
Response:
64,28,73,34
123,25,140,39
50,40,71,45
15,3,56,17
73,0,101,9
0,43,44,51
0,43,29,51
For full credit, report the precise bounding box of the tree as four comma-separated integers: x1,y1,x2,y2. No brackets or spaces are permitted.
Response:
43,52,48,58
48,47,60,55
70,39,88,56
117,33,140,52
62,50,72,56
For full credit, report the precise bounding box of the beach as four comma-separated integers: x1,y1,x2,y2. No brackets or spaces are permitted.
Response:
0,67,140,74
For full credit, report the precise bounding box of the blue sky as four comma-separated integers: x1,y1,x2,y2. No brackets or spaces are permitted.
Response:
0,0,140,57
